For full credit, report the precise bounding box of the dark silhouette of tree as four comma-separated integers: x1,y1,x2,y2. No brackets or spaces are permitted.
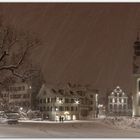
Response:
0,16,41,111
0,17,40,86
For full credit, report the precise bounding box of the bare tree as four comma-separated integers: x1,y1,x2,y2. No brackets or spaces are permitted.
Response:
0,17,41,111
0,17,40,86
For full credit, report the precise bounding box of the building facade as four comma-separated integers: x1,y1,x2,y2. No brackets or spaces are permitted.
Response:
108,86,131,116
132,33,140,116
37,84,97,121
0,82,32,111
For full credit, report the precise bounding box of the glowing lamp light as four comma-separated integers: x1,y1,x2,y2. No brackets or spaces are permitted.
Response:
75,100,79,104
56,108,58,111
98,104,103,108
64,111,69,115
58,100,62,104
29,86,32,89
20,107,23,111
138,92,140,95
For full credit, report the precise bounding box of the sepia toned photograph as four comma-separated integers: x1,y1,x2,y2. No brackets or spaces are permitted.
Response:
0,2,140,138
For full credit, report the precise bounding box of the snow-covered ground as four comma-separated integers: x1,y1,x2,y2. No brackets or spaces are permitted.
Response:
102,116,140,130
1,118,140,137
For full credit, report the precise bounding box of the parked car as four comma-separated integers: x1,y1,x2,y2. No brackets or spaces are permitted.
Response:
5,112,20,124
0,115,8,123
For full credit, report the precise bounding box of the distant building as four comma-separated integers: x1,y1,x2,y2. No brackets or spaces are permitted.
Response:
37,83,97,121
132,33,140,116
0,82,32,111
108,86,132,116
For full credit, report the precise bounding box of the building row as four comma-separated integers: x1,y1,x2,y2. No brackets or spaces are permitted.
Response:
0,82,132,120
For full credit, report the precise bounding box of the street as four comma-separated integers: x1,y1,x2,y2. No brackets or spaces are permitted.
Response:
0,120,140,137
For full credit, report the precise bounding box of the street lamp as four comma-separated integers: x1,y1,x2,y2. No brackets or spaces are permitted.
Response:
55,107,59,121
75,99,80,104
29,86,32,89
74,98,80,120
20,107,23,111
95,94,99,118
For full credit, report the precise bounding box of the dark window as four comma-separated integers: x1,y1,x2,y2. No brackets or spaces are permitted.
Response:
71,106,74,111
43,106,45,110
70,90,74,95
43,99,46,103
40,107,42,111
23,94,30,98
89,107,93,111
71,99,74,103
58,89,64,95
114,104,117,109
139,80,140,92
65,98,69,103
50,106,53,111
119,98,121,103
119,105,122,109
59,106,64,111
65,106,69,111
124,98,126,103
124,105,127,109
47,106,49,111
23,86,25,90
90,95,93,98
51,98,56,103
52,89,56,93
40,99,42,103
47,98,50,103
110,104,112,109
12,94,21,99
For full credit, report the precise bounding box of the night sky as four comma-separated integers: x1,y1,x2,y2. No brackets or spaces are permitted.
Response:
0,3,139,93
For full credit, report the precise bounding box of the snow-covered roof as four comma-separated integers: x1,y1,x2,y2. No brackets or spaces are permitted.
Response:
109,86,127,97
37,83,96,99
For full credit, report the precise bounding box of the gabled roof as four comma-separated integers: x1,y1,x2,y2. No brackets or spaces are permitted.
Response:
109,86,127,97
37,83,97,99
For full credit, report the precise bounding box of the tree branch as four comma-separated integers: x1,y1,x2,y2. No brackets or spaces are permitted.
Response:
0,51,8,62
0,46,29,70
11,69,26,79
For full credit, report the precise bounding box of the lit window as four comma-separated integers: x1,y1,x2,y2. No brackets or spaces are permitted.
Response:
112,98,115,103
72,115,76,120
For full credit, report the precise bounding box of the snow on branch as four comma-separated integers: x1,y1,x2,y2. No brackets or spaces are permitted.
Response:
0,19,41,81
